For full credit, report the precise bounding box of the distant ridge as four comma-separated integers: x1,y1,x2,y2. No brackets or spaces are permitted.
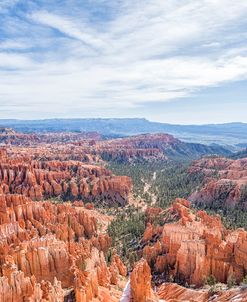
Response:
0,118,247,147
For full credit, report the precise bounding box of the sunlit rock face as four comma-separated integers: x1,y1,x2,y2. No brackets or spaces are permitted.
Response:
97,133,229,162
141,199,247,287
1,132,246,302
0,156,132,206
0,133,133,301
189,157,247,209
130,259,158,302
0,132,133,206
1,130,228,164
127,200,247,302
0,129,103,146
157,283,247,302
0,193,126,302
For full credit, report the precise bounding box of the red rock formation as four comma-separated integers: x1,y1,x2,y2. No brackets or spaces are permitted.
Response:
0,129,102,146
0,193,126,301
109,254,127,285
145,207,163,224
0,259,65,302
97,133,180,162
130,259,158,302
158,283,209,302
141,199,247,287
1,130,226,166
0,158,132,205
97,133,228,162
157,283,247,302
0,147,7,160
189,157,247,209
0,131,171,163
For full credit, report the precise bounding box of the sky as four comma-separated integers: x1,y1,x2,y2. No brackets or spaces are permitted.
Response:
0,0,247,124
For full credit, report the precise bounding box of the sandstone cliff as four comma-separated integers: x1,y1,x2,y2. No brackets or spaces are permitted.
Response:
141,199,247,287
0,157,132,205
0,193,126,301
130,259,158,302
189,157,247,209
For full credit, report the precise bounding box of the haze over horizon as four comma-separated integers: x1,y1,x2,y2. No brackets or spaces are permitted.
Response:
1,1,247,123
0,117,247,127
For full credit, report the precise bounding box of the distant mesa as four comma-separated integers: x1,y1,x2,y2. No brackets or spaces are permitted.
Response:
0,130,231,162
0,118,247,146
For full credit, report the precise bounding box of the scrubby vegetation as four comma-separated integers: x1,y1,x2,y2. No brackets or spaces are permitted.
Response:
107,160,247,264
109,161,204,208
197,207,247,230
110,160,247,230
195,184,247,230
107,206,145,269
107,160,205,269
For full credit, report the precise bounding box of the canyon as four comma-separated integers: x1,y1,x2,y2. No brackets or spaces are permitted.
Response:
0,130,246,301
189,157,247,209
0,136,130,301
141,199,247,286
0,129,230,162
0,147,132,206
0,193,127,301
128,198,247,301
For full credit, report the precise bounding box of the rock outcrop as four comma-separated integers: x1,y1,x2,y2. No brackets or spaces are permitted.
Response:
189,157,247,209
141,199,247,287
98,133,230,162
0,193,126,301
1,130,229,163
130,259,158,302
0,157,132,205
0,131,245,302
157,283,247,302
158,283,209,302
0,130,102,146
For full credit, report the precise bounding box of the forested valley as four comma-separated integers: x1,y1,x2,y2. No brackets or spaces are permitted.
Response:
107,159,247,268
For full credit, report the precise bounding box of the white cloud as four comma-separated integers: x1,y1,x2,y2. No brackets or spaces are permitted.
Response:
0,40,28,50
1,0,247,118
31,11,108,51
0,52,34,69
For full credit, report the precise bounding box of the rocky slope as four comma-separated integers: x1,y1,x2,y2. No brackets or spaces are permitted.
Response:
0,128,102,145
130,259,158,302
0,193,127,302
141,199,247,287
1,131,246,302
98,133,230,162
189,157,247,209
128,258,247,302
1,130,231,163
0,151,132,206
125,199,247,301
0,135,134,301
157,282,247,302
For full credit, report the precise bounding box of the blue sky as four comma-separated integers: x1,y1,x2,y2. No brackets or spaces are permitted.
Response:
0,0,247,124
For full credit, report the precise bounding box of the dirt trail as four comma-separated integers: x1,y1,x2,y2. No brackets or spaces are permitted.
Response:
119,279,165,302
119,280,131,302
143,172,157,205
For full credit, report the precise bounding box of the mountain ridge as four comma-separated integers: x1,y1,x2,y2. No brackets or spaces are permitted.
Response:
0,118,247,147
